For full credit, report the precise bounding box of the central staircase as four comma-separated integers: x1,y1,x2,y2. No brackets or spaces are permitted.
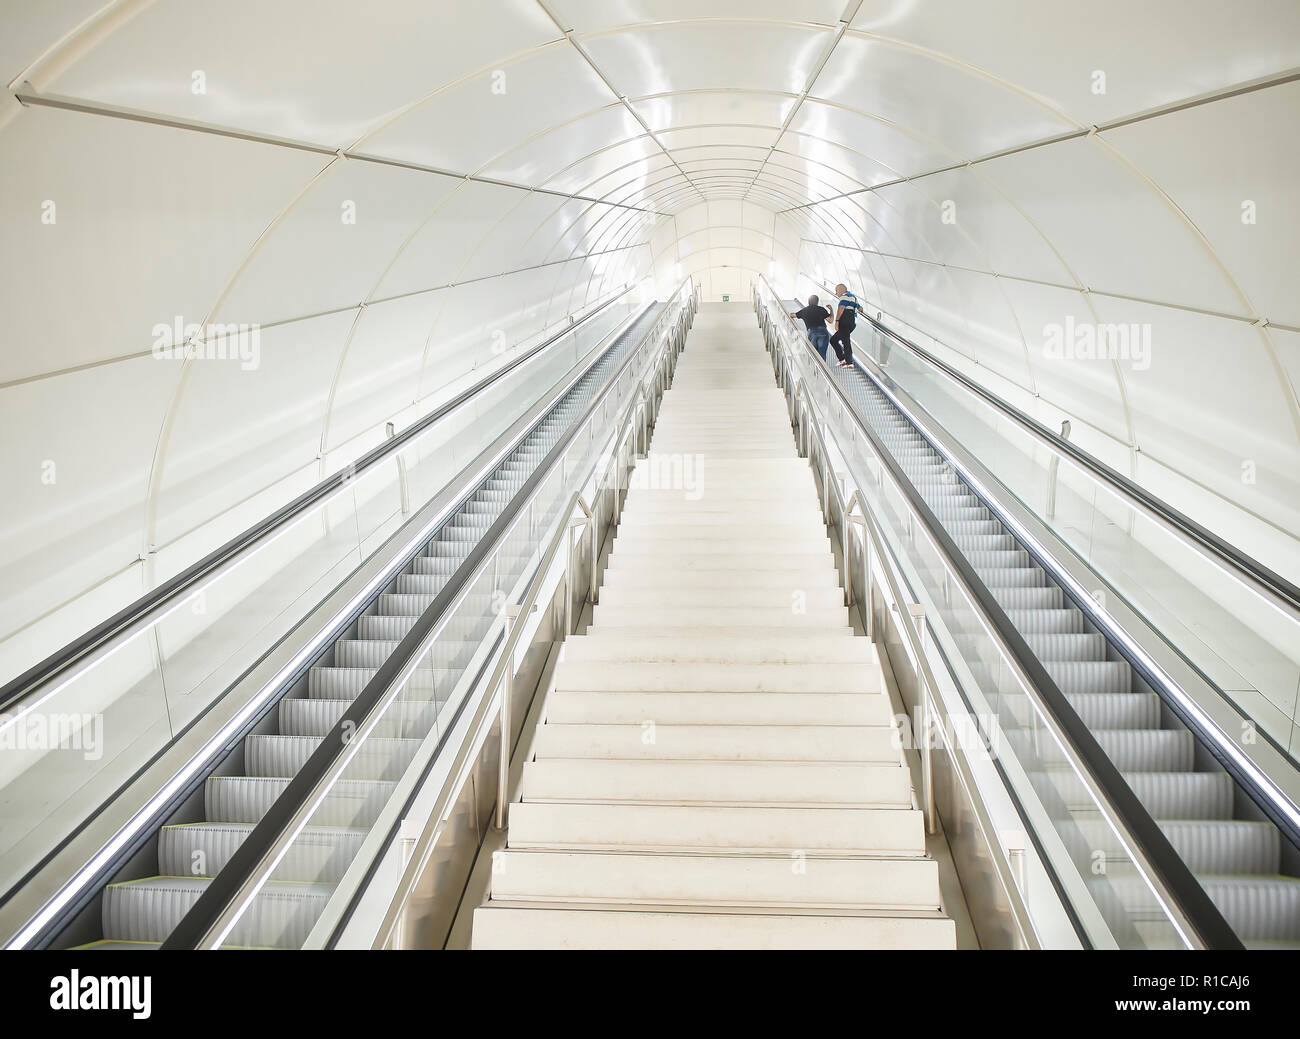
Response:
472,305,957,949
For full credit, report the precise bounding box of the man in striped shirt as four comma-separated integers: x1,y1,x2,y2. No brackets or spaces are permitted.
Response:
829,283,860,367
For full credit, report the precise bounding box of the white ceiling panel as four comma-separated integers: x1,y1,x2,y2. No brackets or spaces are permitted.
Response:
1102,81,1300,328
976,136,1246,315
484,105,646,186
853,0,1300,127
216,162,463,327
583,22,830,99
815,35,1078,160
788,100,955,179
361,43,614,176
0,105,327,381
40,0,560,147
550,0,844,35
633,90,796,134
0,0,107,85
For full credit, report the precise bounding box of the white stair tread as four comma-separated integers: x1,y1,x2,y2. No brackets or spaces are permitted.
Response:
552,660,882,693
507,802,925,855
472,903,956,949
561,633,875,663
521,759,914,807
489,849,943,909
545,690,894,726
532,722,900,763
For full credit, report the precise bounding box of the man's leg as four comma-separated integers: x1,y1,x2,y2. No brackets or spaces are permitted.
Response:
829,328,847,362
840,326,854,364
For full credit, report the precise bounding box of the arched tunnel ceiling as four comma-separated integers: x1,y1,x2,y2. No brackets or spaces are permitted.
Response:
1,0,1298,671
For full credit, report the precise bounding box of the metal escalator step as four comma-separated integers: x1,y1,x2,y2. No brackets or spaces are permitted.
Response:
979,567,1047,588
413,556,460,575
1199,875,1300,943
942,519,1002,535
205,776,396,827
379,591,496,615
333,638,474,669
1067,818,1281,876
102,876,333,948
993,586,1064,610
397,572,447,594
245,734,423,781
158,823,366,883
1006,608,1085,634
1009,729,1192,771
357,615,418,639
1026,633,1108,660
279,697,440,738
1001,691,1159,729
1124,771,1234,819
954,533,1017,550
1046,660,1133,695
1067,692,1161,729
966,549,1032,569
1095,729,1193,771
1162,821,1281,875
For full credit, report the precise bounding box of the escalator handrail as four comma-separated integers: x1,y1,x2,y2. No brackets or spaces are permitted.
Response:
160,283,694,949
758,278,1244,951
798,274,1300,618
0,285,640,719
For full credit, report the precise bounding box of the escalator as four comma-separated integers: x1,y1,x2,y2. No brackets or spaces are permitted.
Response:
837,367,1300,947
25,302,671,949
767,287,1300,948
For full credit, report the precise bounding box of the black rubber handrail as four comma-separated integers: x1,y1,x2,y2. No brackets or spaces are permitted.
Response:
799,276,1300,615
0,287,637,718
771,298,1243,949
160,303,667,949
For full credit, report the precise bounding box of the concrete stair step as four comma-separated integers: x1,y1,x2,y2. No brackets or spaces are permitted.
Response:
520,759,913,807
506,801,926,855
590,606,851,629
487,849,943,910
472,903,957,949
532,722,899,762
561,633,874,664
612,523,829,542
545,690,894,726
595,586,845,609
552,660,881,694
599,567,839,589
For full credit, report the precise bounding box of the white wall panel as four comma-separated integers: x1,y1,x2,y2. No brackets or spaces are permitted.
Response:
152,310,356,547
1102,81,1300,328
0,106,326,381
215,160,461,326
977,138,1246,315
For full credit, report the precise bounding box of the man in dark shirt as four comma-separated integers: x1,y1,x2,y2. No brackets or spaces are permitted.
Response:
789,294,831,360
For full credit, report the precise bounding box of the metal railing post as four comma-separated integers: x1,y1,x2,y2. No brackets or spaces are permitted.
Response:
908,602,936,835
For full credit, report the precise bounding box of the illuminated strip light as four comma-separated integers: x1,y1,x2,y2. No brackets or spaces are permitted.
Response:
858,362,1300,838
8,304,653,949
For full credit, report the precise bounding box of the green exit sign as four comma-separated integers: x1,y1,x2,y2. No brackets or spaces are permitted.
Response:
721,294,730,302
